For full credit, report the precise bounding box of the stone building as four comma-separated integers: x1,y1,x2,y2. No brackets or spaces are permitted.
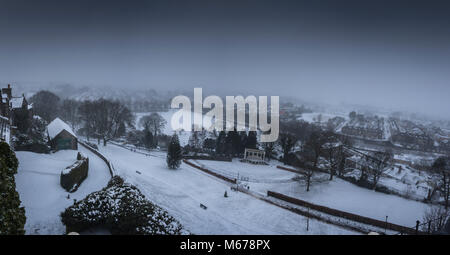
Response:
0,84,32,143
47,118,78,150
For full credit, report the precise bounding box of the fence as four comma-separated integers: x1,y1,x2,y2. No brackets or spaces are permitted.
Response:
183,155,232,162
183,159,237,184
267,190,420,235
404,215,449,235
78,140,115,178
276,165,308,175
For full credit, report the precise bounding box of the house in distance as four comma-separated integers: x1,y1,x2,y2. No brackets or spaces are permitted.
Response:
47,118,78,150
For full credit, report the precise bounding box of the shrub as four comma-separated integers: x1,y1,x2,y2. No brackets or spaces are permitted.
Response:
60,152,89,192
61,176,186,235
167,133,182,169
12,116,50,153
0,141,26,234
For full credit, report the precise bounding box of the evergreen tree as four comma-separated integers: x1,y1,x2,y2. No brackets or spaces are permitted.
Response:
224,131,233,156
246,131,258,149
167,133,182,169
143,125,154,149
230,129,240,156
0,142,26,234
215,131,226,155
188,131,202,153
239,131,248,154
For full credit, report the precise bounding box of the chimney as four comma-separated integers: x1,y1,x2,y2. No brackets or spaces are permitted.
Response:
3,84,12,99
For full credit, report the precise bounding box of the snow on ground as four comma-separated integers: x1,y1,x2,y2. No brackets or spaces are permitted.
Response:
197,160,430,228
298,112,347,124
193,159,295,184
15,146,110,234
97,143,357,234
382,165,432,200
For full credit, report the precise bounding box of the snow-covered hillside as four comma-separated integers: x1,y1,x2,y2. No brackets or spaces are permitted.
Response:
15,147,110,234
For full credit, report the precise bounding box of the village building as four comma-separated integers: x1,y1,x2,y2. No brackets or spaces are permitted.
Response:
0,84,32,144
47,118,78,150
341,115,384,140
241,148,267,165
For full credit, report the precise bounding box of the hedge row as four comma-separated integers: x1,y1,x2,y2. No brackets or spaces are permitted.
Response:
183,155,232,162
60,152,89,192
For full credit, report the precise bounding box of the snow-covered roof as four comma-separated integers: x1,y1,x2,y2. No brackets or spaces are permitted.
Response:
10,97,24,109
47,118,76,139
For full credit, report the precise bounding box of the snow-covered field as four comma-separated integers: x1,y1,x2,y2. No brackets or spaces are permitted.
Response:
192,159,294,184
196,159,431,228
15,147,110,234
298,112,347,124
96,143,357,234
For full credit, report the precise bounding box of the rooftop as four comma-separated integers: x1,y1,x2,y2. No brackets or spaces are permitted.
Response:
47,118,76,139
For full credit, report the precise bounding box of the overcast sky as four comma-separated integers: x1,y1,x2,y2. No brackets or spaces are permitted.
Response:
1,0,449,118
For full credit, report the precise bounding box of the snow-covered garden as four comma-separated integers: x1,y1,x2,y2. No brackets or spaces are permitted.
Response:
15,146,110,234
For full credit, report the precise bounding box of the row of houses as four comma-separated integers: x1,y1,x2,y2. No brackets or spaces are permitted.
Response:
390,119,435,152
341,116,384,140
0,84,31,144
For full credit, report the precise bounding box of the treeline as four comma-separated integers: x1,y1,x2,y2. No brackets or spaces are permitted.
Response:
29,90,134,146
28,90,174,148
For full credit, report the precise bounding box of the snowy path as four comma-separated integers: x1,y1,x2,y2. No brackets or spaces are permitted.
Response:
15,147,111,234
97,144,358,234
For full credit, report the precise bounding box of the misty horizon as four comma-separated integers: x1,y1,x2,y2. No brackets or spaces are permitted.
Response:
1,0,450,119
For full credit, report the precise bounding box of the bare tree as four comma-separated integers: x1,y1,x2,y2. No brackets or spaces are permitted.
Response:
305,169,314,192
303,131,327,168
432,157,450,209
78,100,96,141
79,99,134,145
59,99,80,130
336,136,352,177
321,131,340,180
421,206,450,233
278,133,298,165
365,149,393,189
139,113,167,146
